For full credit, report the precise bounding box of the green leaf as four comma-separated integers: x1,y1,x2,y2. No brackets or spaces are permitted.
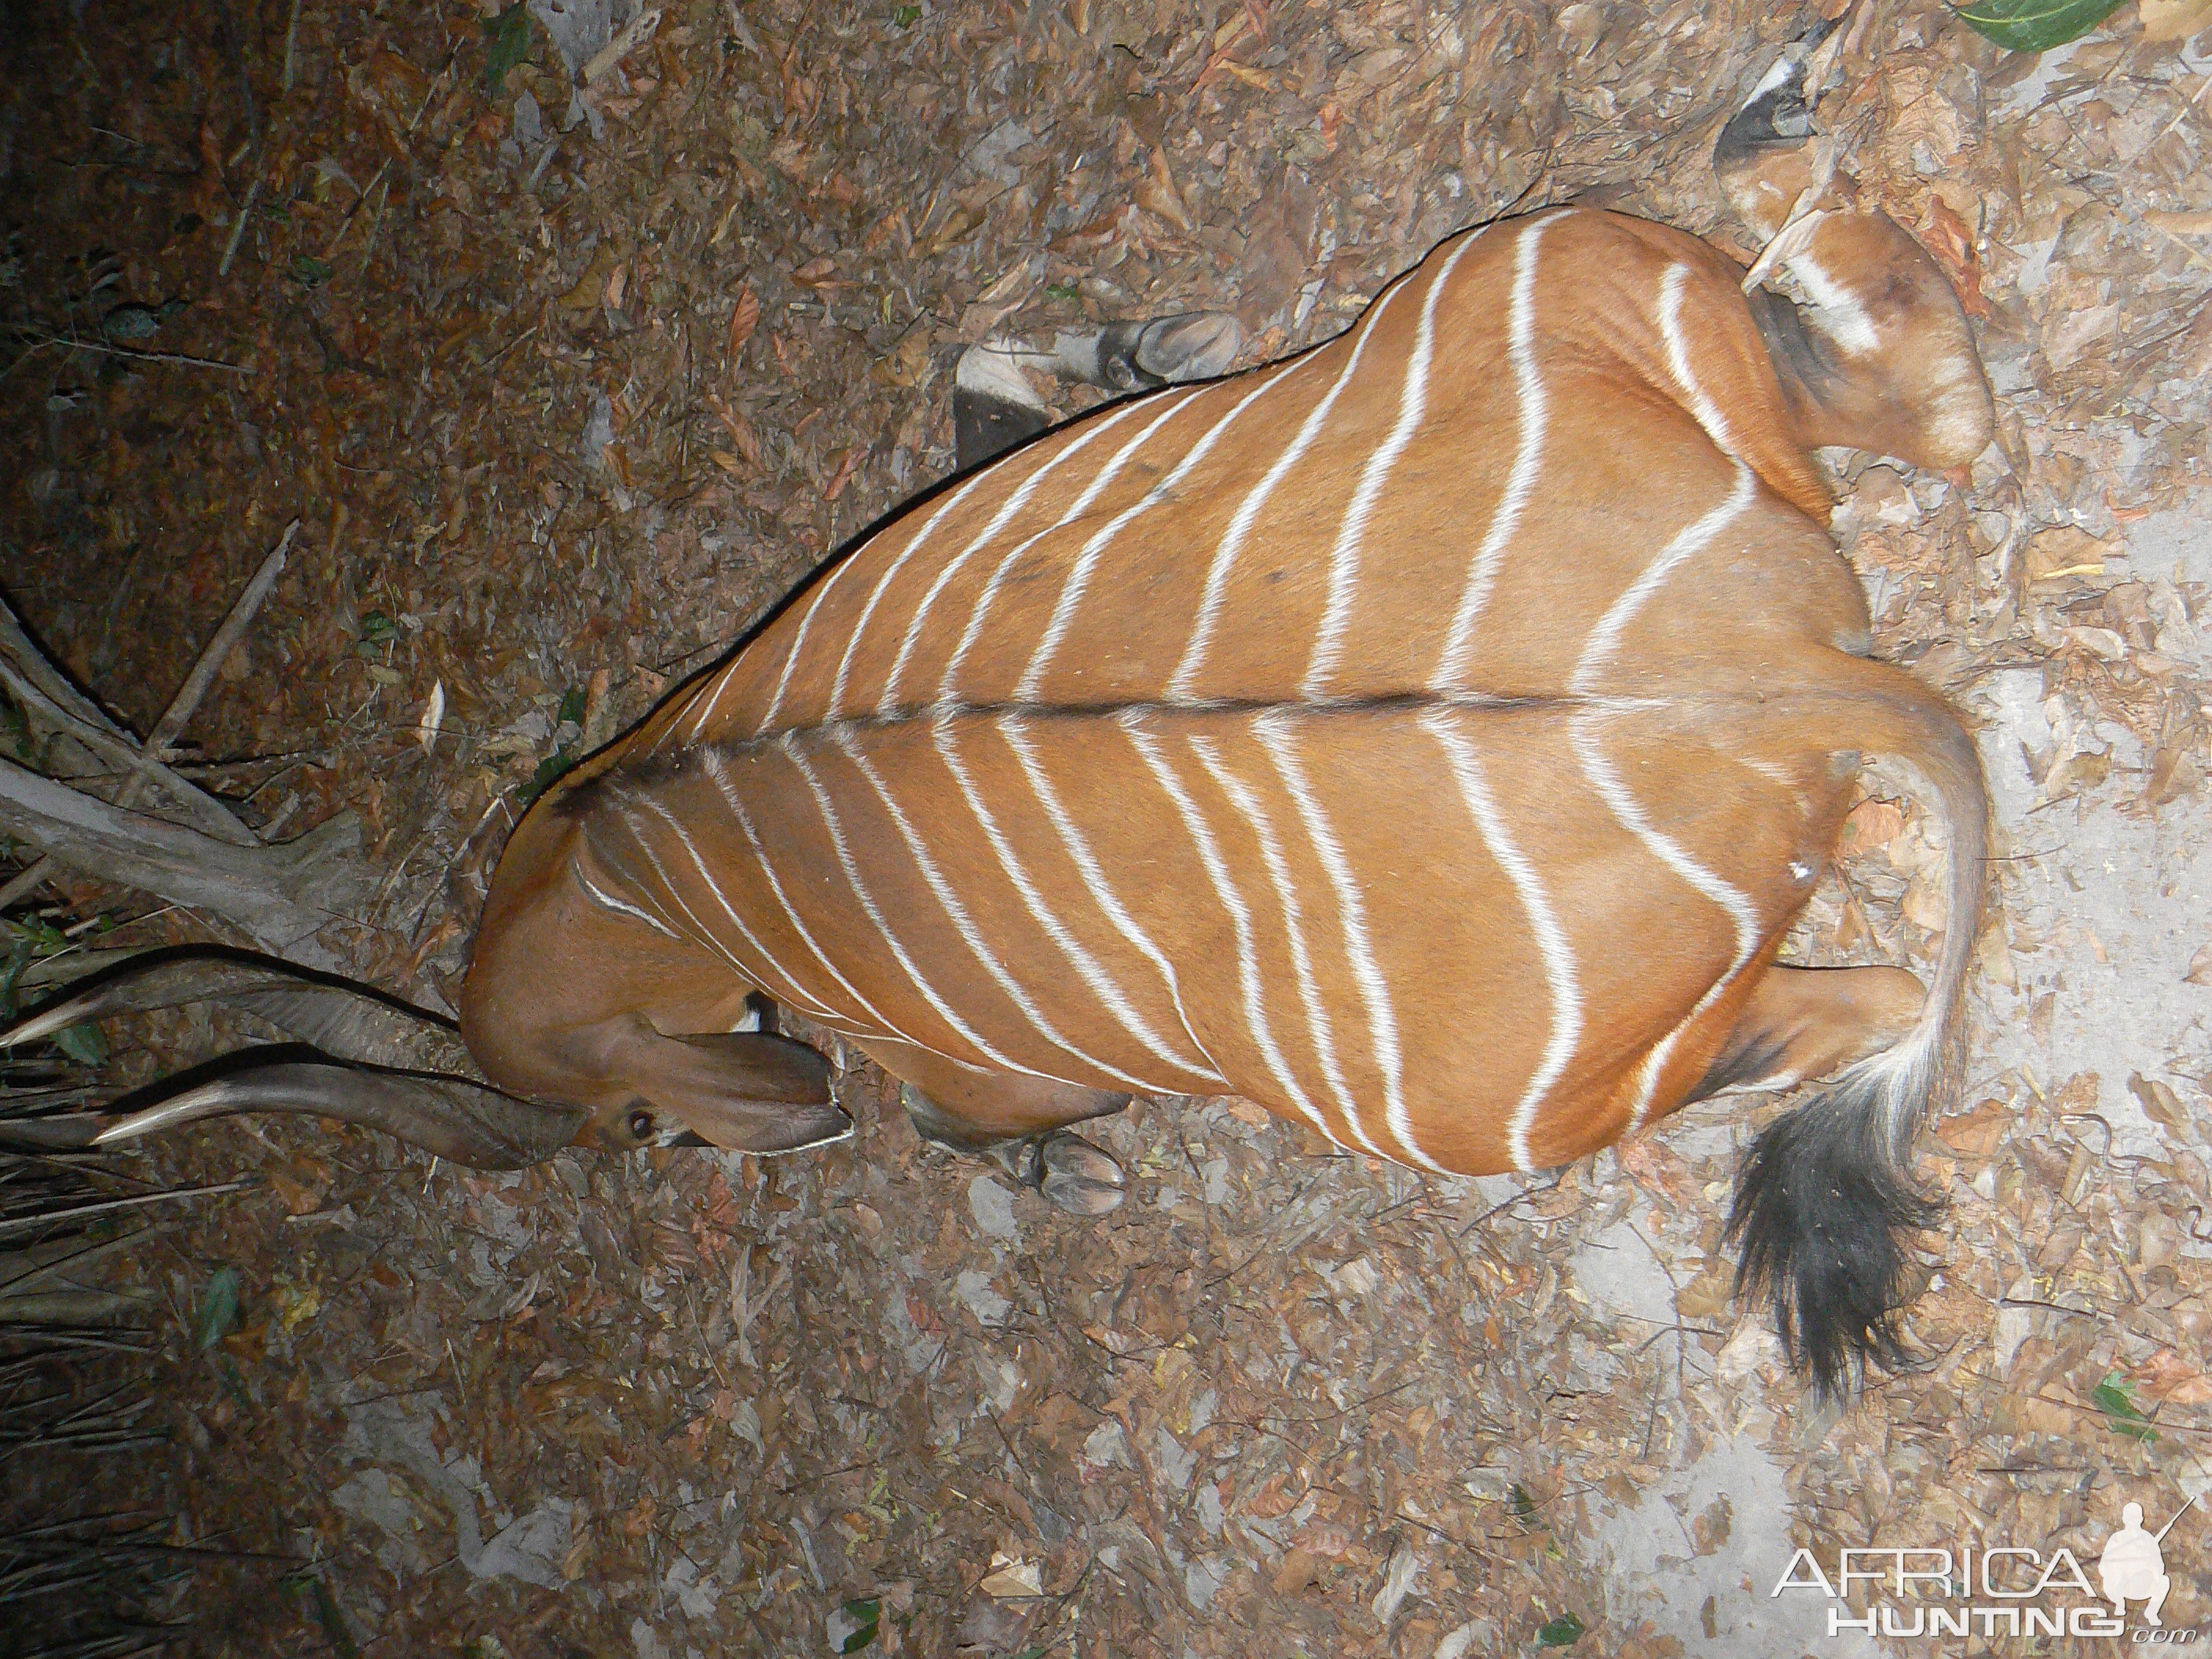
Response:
556,687,588,727
195,1266,243,1350
1043,281,1079,301
892,4,922,25
7,912,68,954
484,3,535,92
53,1021,108,1065
834,1597,881,1654
2092,1372,2157,1441
217,1354,255,1409
1950,0,2124,51
1510,1483,1541,1526
359,610,398,644
1536,1610,1587,1647
289,252,335,288
288,1573,362,1659
519,747,576,807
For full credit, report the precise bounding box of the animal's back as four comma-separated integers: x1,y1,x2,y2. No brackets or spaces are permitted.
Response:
656,210,1849,738
570,208,1885,1174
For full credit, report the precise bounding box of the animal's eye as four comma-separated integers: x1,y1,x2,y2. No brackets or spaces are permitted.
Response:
628,1108,656,1141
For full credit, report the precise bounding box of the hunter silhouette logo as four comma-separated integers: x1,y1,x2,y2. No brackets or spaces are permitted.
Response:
1771,1486,2204,1639
2097,1493,2199,1628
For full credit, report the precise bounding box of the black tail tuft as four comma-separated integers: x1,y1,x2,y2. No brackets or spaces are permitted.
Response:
1727,1073,1944,1401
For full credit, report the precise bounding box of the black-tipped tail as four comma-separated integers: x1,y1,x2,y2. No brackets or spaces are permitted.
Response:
1727,1065,1943,1401
1730,660,1988,1401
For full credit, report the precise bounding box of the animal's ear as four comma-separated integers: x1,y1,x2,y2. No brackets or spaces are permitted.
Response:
659,1095,855,1155
600,1031,851,1155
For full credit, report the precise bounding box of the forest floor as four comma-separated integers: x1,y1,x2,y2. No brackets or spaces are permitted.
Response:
4,0,2212,1654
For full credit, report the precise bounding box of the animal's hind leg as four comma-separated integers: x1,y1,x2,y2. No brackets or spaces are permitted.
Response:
856,1038,1130,1216
1714,29,1994,471
1684,963,1925,1107
952,313,1243,470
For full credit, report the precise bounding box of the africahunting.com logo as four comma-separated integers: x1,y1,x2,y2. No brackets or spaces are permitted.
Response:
1772,1492,2203,1642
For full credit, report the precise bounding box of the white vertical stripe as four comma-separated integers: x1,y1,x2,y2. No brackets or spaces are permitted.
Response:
1563,264,1767,1130
828,469,992,714
878,397,1158,714
610,806,756,982
1020,367,1290,702
633,796,852,1024
1254,713,1442,1173
1568,267,1763,688
703,749,937,1053
1573,722,1761,1130
836,731,1159,1091
1002,716,1210,1060
1420,712,1583,1173
1167,285,1406,701
784,733,1071,1082
1656,262,1751,460
1434,213,1558,690
1573,463,1758,694
749,547,872,739
943,394,1192,701
782,734,1048,1075
1124,718,1335,1140
1306,230,1484,699
1186,734,1374,1156
667,667,739,752
936,716,1215,1081
574,867,684,943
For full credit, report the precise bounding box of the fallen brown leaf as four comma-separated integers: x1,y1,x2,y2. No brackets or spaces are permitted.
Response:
726,285,760,358
2042,748,2112,803
558,244,623,313
1273,1547,1320,1595
1840,798,1906,855
2129,1073,2188,1133
1921,198,1990,320
1936,1098,2010,1159
2024,525,2122,584
1135,148,1196,233
2136,1349,2212,1405
2142,0,2212,41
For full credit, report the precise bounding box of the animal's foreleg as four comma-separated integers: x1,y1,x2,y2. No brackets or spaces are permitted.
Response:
857,1035,1128,1215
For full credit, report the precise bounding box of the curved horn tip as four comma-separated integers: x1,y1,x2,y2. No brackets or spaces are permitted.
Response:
90,1115,159,1146
2,1004,90,1049
90,1082,245,1145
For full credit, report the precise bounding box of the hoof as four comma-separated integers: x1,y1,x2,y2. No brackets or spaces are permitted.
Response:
954,343,1053,470
1034,1132,1126,1216
902,1083,1126,1214
1713,18,1844,239
1058,313,1243,393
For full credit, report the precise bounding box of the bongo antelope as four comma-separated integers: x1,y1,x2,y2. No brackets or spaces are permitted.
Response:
3,38,1996,1397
